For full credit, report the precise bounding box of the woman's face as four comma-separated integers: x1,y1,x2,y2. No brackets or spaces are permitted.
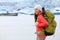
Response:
34,9,39,15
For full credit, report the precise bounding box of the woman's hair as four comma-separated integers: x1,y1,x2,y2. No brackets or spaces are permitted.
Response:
34,13,38,22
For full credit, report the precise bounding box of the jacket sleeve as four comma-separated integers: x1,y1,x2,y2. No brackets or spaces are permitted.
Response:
37,15,49,28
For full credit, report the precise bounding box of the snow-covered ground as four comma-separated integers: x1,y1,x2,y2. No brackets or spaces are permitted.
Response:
0,14,35,40
0,14,59,40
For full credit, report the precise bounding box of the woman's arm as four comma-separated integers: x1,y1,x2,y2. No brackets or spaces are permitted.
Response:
37,15,49,27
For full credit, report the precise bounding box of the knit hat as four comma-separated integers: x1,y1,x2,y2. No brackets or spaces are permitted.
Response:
34,5,42,11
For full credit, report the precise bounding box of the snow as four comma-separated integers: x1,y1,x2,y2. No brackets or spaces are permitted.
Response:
0,14,35,40
18,7,34,14
0,14,59,40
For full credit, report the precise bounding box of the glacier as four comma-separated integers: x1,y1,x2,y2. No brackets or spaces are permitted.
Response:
0,0,60,14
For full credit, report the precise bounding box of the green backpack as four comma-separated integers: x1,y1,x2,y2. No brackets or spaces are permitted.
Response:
43,10,57,36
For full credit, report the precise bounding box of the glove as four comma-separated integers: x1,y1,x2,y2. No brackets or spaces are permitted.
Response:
35,32,40,36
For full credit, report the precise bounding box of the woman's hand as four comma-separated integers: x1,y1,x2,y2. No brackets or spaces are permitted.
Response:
35,32,40,36
35,22,38,26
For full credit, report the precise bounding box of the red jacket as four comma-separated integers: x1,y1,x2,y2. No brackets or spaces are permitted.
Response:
36,11,49,38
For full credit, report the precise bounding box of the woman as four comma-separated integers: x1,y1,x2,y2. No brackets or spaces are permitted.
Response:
34,5,49,40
